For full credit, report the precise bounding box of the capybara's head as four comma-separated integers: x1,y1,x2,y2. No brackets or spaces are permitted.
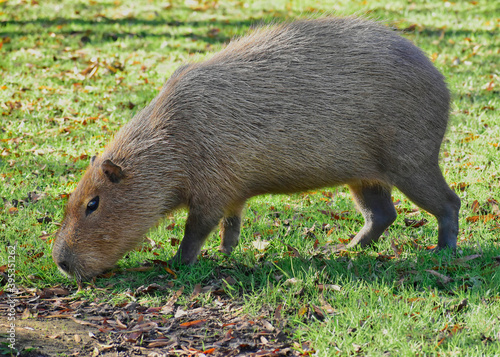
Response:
52,154,169,282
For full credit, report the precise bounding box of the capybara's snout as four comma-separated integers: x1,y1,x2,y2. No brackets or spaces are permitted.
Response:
52,235,81,279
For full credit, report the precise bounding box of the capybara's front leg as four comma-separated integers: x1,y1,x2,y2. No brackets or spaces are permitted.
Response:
172,208,222,265
219,202,245,255
219,215,242,254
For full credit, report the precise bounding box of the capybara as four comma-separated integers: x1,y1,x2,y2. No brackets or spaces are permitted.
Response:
52,17,460,281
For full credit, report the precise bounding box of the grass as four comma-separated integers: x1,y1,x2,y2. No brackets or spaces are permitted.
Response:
1,0,499,355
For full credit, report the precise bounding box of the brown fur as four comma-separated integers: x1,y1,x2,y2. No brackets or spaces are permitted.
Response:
52,17,460,281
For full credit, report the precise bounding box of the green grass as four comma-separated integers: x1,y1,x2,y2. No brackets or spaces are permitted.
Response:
1,0,499,355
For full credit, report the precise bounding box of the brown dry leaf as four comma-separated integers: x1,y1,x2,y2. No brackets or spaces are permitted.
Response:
127,322,158,333
134,283,161,296
148,339,175,348
160,286,184,314
179,319,206,328
37,286,70,299
151,259,169,267
391,239,402,258
164,266,177,279
466,214,500,223
404,218,428,228
284,243,301,258
311,304,325,321
451,182,469,191
39,231,53,242
488,199,500,214
123,331,142,343
452,254,481,266
425,269,452,284
27,252,44,263
170,237,180,246
223,276,237,286
191,283,202,300
115,318,128,330
319,295,336,314
318,209,352,220
447,299,468,314
275,304,283,321
471,200,481,213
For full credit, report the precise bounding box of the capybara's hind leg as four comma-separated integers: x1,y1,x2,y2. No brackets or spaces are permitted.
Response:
395,164,460,249
347,182,397,248
172,207,222,265
219,202,245,255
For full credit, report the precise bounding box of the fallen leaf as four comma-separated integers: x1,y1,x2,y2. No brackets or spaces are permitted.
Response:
466,214,500,223
160,287,184,314
261,320,274,331
298,306,308,317
27,252,44,262
391,239,402,258
275,304,282,321
447,299,467,314
252,239,270,251
284,278,302,286
37,286,70,298
179,319,206,328
404,218,428,228
452,254,481,266
425,269,452,284
311,304,325,321
123,331,142,343
164,266,177,279
174,308,187,318
112,319,127,330
319,295,336,314
471,200,481,213
317,284,342,292
284,243,301,258
148,339,175,348
135,283,161,296
191,283,202,300
126,322,158,333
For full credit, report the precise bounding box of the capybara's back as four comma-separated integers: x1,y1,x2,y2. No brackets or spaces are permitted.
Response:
53,17,460,281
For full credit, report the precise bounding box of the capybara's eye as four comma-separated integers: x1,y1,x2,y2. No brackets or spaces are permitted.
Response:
86,196,99,215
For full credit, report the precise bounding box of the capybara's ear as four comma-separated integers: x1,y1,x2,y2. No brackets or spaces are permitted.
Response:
90,155,97,166
102,159,124,183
